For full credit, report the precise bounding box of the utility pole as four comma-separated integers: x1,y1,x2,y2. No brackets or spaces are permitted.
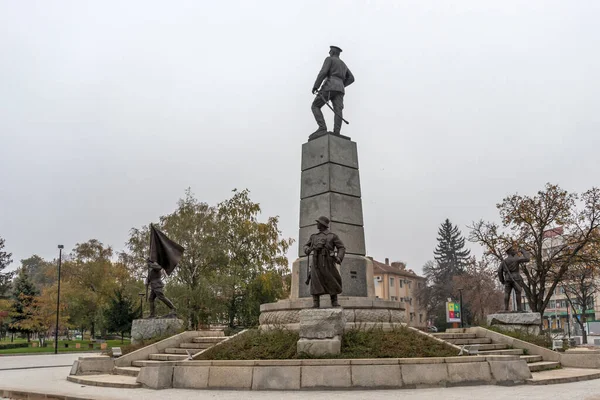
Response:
54,245,64,355
458,288,464,328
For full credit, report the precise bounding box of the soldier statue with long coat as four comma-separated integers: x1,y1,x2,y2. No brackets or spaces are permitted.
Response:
304,216,346,308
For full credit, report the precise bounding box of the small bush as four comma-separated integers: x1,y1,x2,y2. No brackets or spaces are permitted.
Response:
0,343,29,350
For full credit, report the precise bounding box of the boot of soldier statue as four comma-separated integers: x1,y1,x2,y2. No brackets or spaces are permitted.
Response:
330,294,340,308
312,295,320,308
162,310,177,319
146,302,156,319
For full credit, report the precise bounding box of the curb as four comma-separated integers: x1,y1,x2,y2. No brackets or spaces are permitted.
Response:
1,388,93,400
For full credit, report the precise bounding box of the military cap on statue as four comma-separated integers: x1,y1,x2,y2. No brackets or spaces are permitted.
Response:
330,45,343,52
315,216,330,228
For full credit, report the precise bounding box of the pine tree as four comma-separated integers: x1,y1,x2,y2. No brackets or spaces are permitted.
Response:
9,268,40,340
104,290,138,343
0,236,13,298
433,219,471,276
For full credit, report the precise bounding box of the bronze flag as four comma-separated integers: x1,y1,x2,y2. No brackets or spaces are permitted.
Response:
149,224,184,276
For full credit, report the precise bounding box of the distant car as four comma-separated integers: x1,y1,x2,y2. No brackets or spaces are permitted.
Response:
428,326,438,333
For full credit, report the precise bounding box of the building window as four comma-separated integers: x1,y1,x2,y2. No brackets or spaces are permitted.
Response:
389,277,394,287
391,296,398,301
410,313,414,322
419,314,423,323
549,300,555,308
408,281,411,289
399,280,403,288
417,282,422,289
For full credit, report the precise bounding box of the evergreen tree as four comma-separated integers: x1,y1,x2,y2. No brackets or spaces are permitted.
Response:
104,290,138,343
0,236,13,298
433,219,471,276
9,268,40,340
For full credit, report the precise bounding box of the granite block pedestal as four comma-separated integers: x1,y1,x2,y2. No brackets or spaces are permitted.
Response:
131,318,184,344
487,312,542,335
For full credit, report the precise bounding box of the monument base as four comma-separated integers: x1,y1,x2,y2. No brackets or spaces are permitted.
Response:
297,308,345,356
487,312,541,335
130,318,183,344
259,297,405,331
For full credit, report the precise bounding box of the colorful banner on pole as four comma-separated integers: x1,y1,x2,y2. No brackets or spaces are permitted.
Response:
446,301,461,323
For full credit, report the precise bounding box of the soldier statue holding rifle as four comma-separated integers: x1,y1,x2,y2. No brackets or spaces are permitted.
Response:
304,216,346,308
497,245,530,312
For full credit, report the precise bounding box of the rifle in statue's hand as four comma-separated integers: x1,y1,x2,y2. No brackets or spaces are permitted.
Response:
305,249,313,285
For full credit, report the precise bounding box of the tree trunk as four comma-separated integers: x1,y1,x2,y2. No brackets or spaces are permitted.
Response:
581,314,588,344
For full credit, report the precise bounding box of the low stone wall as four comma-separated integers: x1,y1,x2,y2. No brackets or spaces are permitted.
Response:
136,355,531,390
70,356,114,376
560,349,600,369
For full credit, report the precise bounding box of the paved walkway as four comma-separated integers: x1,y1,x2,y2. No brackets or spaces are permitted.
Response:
2,355,600,399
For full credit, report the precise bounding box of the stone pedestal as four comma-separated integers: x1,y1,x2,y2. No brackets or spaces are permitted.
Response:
293,133,370,299
487,312,541,335
131,318,183,344
297,308,345,356
260,134,404,331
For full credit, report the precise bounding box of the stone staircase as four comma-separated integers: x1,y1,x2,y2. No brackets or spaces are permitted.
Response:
67,331,226,388
432,330,600,384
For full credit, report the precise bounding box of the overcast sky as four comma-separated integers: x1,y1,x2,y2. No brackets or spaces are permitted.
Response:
1,1,599,275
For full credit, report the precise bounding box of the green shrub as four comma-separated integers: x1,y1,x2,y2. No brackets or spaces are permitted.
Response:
0,343,29,350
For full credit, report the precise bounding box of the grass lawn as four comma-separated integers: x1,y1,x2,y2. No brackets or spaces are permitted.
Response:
0,339,130,354
196,327,459,360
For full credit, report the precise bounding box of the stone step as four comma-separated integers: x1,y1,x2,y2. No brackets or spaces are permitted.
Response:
527,368,600,385
164,347,195,355
67,374,141,388
467,343,508,351
431,333,477,339
191,337,227,343
446,338,493,345
148,353,188,361
196,330,225,337
528,361,561,372
521,355,543,363
179,342,214,349
113,366,141,377
132,360,172,367
478,349,524,356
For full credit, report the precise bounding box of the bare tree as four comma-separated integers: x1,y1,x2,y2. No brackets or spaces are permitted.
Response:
469,184,600,320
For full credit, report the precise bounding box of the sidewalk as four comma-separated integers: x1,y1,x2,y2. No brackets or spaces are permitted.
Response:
1,355,600,400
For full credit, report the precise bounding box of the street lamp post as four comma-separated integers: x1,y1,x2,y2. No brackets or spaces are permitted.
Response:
458,288,464,328
138,293,145,318
54,245,64,355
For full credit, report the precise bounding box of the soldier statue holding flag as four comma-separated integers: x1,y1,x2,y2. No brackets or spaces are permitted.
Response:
145,224,185,319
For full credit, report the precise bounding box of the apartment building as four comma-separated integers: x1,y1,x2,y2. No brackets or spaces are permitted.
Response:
372,257,427,328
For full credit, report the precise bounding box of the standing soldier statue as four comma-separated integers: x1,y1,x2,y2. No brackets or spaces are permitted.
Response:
304,216,346,308
498,245,530,312
311,45,355,138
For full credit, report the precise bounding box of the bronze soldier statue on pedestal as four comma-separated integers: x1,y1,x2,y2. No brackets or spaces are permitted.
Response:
304,216,346,308
498,246,530,312
146,260,177,318
311,46,355,138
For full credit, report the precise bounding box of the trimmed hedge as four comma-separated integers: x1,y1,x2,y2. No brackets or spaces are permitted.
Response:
0,342,29,350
